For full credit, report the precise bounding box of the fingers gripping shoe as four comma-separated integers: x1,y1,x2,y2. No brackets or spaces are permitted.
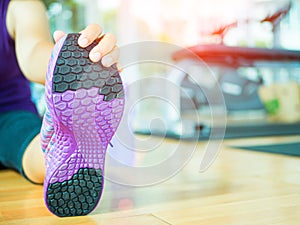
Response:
42,33,125,217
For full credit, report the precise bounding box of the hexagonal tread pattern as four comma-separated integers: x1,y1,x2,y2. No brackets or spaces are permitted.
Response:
46,168,103,217
52,33,124,101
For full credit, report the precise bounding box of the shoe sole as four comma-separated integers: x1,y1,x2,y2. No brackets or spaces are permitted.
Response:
44,33,125,217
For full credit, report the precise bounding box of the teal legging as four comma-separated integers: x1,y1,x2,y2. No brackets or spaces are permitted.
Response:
0,110,42,179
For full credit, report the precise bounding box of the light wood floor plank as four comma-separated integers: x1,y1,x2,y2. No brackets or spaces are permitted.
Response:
1,135,300,224
1,214,169,225
153,194,300,225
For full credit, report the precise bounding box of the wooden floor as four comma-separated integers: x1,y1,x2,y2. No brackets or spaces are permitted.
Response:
1,135,300,225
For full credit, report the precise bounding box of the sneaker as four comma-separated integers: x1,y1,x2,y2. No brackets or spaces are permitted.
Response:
42,33,125,217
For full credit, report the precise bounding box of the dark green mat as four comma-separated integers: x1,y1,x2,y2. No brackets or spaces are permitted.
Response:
135,122,300,140
233,142,300,156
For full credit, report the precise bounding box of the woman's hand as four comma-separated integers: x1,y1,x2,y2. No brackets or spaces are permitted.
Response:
53,24,119,67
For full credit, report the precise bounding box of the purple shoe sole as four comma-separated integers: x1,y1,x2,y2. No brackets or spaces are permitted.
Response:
44,33,125,217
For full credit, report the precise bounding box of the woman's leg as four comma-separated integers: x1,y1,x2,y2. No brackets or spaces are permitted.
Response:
0,111,42,183
22,134,45,184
